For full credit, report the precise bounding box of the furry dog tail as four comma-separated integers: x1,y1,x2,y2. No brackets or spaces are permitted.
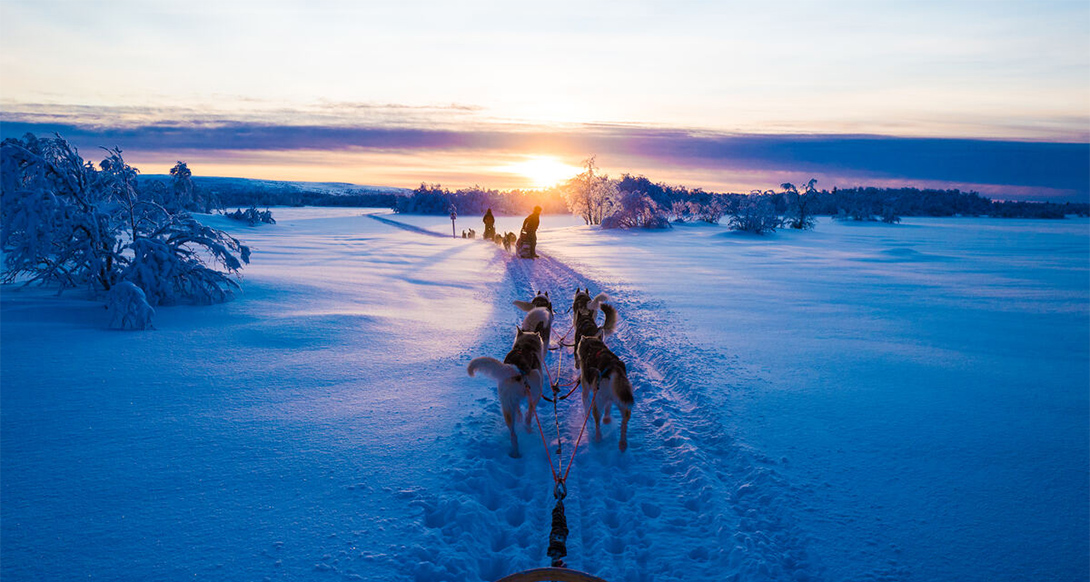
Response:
513,300,535,312
468,357,521,382
588,292,610,311
521,307,551,334
601,303,618,335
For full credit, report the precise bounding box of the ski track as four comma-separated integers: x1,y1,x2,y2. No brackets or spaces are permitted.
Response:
366,218,821,582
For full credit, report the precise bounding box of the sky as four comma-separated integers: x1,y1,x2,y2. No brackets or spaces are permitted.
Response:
1,0,1088,200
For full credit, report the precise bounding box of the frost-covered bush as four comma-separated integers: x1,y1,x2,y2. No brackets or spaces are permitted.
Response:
1,133,250,314
728,196,781,234
881,205,902,224
106,280,155,330
226,206,275,225
600,190,672,230
695,199,725,224
123,216,249,305
670,200,693,223
782,181,817,230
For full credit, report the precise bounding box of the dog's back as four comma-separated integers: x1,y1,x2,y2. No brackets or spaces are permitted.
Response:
572,292,617,364
577,336,634,451
504,330,543,374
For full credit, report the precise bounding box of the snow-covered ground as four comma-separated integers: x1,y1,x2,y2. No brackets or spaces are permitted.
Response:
2,209,1086,581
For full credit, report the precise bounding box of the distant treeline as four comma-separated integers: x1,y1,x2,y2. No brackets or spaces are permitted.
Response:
395,175,1089,219
394,183,568,215
616,175,1089,220
139,172,1088,220
136,176,400,209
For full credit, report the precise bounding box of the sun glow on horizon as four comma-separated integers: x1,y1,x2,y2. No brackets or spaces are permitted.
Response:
500,156,581,189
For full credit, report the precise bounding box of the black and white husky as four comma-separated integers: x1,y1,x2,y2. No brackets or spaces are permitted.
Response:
571,288,616,368
467,329,545,458
514,291,554,348
576,335,634,452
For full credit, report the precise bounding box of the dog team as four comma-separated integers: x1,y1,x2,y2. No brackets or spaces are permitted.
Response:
467,288,634,457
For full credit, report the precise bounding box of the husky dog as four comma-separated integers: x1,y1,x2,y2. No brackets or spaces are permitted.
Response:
515,291,554,348
571,289,616,368
577,336,634,452
519,307,553,359
503,232,517,252
571,288,608,319
467,329,545,458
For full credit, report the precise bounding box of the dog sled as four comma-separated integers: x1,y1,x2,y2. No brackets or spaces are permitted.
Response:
495,567,608,582
515,231,535,259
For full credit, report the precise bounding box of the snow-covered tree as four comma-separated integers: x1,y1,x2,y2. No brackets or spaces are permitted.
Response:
601,190,672,229
123,215,250,305
226,206,275,225
728,195,781,234
0,134,121,290
783,179,817,230
696,198,725,224
170,161,194,210
561,157,619,225
1,133,250,320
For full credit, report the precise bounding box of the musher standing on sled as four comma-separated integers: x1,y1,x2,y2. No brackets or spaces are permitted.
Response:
483,208,496,241
519,206,542,258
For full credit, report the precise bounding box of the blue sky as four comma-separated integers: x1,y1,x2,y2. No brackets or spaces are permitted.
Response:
2,0,1088,198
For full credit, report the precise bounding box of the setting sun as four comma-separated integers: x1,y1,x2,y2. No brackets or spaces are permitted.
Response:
502,156,581,189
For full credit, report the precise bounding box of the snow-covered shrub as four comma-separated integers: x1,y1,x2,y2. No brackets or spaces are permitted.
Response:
728,196,781,234
696,199,725,224
1,133,250,309
881,205,901,224
123,216,250,306
782,181,817,230
106,280,155,330
600,190,672,230
226,206,275,225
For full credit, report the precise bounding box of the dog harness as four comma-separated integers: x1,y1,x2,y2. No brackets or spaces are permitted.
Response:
581,340,624,380
505,339,542,377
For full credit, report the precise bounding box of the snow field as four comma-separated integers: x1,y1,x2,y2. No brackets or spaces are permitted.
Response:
3,208,1086,582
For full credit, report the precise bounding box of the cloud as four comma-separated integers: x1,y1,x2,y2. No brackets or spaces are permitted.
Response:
2,107,1086,200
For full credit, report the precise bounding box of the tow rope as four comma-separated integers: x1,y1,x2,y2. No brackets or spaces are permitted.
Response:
522,317,601,569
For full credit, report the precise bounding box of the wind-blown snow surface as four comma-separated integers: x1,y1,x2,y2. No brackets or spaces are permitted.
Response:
3,209,1087,581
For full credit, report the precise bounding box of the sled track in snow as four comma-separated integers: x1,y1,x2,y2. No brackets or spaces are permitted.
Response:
376,222,820,581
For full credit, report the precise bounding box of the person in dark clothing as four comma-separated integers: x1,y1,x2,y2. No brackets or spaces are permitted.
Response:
520,206,542,258
483,208,496,241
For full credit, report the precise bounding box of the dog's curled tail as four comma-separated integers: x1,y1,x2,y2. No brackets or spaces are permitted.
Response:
520,307,551,334
588,292,610,311
513,300,535,313
467,357,521,382
601,303,618,335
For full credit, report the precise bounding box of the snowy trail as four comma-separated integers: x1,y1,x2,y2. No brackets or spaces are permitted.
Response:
384,218,819,581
